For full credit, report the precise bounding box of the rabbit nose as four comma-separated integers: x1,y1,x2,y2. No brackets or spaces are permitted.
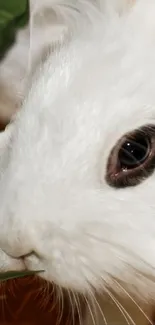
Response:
0,228,37,259
2,248,34,260
2,245,33,259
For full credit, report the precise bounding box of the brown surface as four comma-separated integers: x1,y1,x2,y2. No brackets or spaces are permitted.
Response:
0,276,85,325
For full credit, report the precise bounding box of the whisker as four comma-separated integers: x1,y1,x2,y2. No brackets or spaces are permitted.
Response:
67,289,75,325
87,285,107,325
85,231,155,278
113,279,153,325
85,266,133,325
0,283,8,321
87,292,99,325
84,294,96,325
73,291,83,325
48,283,58,313
56,285,64,325
104,286,136,325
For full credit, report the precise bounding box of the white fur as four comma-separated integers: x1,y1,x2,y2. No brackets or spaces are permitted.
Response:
0,0,155,323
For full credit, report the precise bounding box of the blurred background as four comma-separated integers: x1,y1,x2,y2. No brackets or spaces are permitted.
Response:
0,0,29,58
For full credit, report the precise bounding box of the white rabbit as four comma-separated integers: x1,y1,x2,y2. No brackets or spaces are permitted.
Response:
0,0,155,324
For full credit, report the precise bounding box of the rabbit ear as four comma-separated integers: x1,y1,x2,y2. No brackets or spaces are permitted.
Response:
27,0,97,74
98,0,135,14
27,0,69,74
27,0,135,73
28,0,99,73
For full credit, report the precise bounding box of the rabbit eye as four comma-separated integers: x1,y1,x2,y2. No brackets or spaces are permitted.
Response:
118,135,149,169
106,125,155,188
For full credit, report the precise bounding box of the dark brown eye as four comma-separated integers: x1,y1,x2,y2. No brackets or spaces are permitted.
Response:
106,125,155,188
118,135,150,169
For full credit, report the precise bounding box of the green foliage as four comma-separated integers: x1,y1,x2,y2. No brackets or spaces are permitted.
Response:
0,0,29,57
0,270,44,281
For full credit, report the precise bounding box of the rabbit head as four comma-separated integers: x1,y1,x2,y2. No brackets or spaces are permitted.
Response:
0,0,155,299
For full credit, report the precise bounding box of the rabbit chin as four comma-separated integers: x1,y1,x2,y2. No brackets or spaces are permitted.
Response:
3,239,155,299
1,240,155,301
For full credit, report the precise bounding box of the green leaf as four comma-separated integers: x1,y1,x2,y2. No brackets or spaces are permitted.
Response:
0,270,44,282
0,0,29,58
0,10,14,27
0,0,28,19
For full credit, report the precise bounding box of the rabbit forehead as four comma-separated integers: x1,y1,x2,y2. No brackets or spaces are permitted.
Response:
15,13,155,149
6,0,155,184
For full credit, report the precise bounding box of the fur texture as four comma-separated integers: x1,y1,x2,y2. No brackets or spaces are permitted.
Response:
0,0,155,324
